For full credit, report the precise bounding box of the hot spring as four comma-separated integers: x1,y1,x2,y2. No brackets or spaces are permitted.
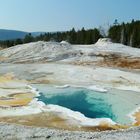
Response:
32,84,140,125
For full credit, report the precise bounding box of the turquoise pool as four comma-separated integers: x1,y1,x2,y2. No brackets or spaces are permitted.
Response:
32,84,140,125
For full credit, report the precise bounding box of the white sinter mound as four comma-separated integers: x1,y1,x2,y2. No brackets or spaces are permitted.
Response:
0,39,140,63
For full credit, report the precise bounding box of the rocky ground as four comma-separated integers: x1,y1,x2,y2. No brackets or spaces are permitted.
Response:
0,123,139,140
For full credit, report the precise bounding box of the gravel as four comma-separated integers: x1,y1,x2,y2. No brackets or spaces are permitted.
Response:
0,123,139,140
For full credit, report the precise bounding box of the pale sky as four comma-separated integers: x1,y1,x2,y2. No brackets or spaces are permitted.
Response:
0,0,139,32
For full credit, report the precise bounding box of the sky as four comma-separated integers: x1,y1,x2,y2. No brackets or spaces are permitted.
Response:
0,0,139,32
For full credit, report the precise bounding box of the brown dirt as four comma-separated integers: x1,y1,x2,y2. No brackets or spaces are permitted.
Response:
99,57,140,69
71,53,140,69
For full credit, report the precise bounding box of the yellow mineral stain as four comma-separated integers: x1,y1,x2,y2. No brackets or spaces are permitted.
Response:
0,112,128,132
0,56,7,61
133,110,140,126
0,73,34,107
0,73,16,83
0,73,27,84
0,93,36,107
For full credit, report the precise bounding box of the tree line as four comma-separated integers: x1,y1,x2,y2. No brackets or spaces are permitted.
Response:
0,20,140,48
0,28,102,48
108,20,140,48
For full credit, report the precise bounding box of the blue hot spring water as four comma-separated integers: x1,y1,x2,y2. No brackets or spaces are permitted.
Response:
34,84,140,124
36,85,116,121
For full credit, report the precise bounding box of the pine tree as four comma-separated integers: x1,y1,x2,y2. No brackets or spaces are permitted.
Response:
69,28,76,44
24,33,34,43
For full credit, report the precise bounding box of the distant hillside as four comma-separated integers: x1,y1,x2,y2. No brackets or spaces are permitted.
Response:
31,32,46,37
0,29,45,40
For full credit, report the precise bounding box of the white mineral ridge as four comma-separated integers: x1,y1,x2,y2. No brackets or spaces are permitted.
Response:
87,85,107,92
0,41,73,62
60,40,70,45
55,84,107,92
1,38,140,63
94,38,140,57
46,104,116,126
55,84,70,89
